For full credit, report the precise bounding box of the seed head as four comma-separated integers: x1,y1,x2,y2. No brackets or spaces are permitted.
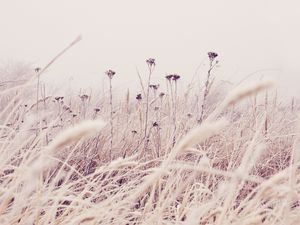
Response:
35,67,41,73
165,74,173,81
146,58,155,67
136,93,142,100
149,84,160,90
55,96,64,101
208,52,218,62
172,74,180,81
105,69,116,79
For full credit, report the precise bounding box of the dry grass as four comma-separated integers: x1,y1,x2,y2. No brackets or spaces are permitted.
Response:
0,51,299,224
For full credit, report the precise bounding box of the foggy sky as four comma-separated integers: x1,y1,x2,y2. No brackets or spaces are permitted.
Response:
1,0,299,96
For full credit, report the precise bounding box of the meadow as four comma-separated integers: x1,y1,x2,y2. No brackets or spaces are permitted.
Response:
0,39,299,224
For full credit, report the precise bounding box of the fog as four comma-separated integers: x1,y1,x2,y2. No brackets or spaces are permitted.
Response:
1,0,299,96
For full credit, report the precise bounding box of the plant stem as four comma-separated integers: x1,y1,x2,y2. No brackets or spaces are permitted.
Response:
144,66,153,153
109,78,113,161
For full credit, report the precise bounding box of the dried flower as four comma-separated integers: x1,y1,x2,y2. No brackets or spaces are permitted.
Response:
152,122,159,127
172,74,180,81
136,93,142,100
55,96,64,101
35,67,41,73
154,106,159,111
208,52,218,61
165,74,173,81
94,108,101,113
105,69,116,79
131,130,137,134
146,58,155,67
149,84,160,90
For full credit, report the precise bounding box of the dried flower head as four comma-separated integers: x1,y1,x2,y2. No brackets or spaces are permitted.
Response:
165,74,173,81
208,52,218,61
94,108,101,113
149,84,160,90
105,69,116,79
172,74,180,81
146,58,155,67
131,130,137,134
136,93,142,100
55,96,64,101
152,122,159,127
35,67,41,73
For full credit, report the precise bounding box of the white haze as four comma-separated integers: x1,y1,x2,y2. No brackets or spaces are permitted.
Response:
0,0,299,96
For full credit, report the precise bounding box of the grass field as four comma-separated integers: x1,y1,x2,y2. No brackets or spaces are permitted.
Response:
0,45,299,224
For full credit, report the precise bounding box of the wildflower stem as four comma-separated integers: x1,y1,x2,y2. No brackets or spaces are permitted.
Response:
109,77,113,161
199,53,218,124
144,66,153,153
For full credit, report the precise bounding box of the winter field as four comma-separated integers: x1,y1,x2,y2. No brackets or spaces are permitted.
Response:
0,40,299,224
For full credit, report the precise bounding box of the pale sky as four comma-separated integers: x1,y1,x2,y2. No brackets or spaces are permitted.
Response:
0,0,299,96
